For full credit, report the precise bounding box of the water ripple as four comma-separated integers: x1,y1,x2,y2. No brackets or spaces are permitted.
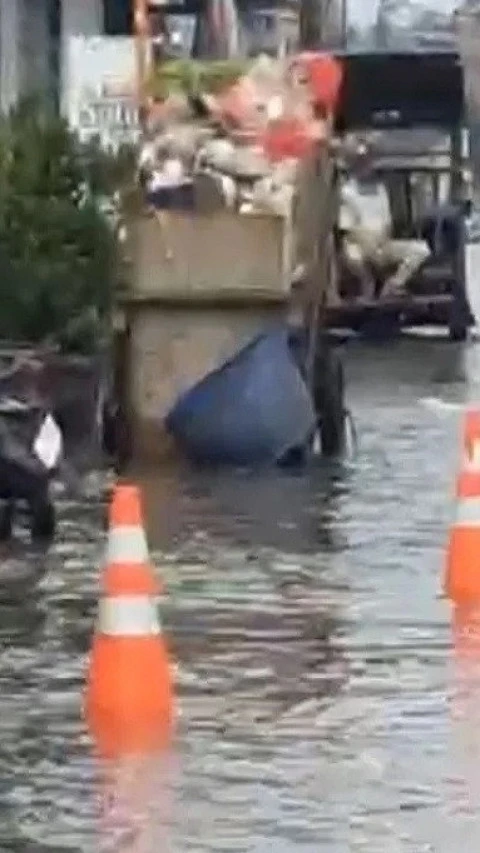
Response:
0,336,478,851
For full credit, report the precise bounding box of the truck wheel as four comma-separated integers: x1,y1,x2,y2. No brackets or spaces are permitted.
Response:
448,304,469,341
449,279,471,342
449,323,468,342
29,498,55,542
449,312,468,341
0,501,14,541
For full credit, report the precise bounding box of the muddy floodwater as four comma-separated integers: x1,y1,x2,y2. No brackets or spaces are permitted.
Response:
3,280,480,850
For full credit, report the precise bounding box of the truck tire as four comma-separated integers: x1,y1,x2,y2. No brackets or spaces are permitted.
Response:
0,500,14,541
448,299,470,341
449,321,468,342
449,251,472,341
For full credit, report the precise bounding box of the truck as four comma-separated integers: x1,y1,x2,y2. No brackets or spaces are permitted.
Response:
328,49,474,341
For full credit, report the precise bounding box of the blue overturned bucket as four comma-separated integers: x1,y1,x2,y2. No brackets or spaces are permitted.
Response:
165,328,316,466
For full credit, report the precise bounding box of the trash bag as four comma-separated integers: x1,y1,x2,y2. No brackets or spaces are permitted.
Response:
291,52,343,113
216,75,260,128
261,117,315,162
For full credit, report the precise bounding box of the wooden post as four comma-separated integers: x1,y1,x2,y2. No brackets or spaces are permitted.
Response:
450,124,464,204
133,0,150,133
450,123,467,301
301,141,337,393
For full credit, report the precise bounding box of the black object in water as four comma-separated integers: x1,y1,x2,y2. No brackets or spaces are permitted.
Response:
0,399,56,541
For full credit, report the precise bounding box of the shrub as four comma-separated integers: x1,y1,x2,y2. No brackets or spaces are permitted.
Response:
0,98,131,353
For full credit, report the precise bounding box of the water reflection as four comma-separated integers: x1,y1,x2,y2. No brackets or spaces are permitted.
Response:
137,461,351,554
446,605,480,847
96,751,179,853
0,331,478,850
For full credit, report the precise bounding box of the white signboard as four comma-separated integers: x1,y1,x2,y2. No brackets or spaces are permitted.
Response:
62,36,142,150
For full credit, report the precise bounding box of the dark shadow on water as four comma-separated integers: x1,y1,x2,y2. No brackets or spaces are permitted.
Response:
132,457,353,554
0,599,46,647
124,458,353,722
0,541,48,616
344,334,469,396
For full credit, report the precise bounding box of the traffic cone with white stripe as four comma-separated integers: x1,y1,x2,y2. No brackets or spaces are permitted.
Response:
445,409,480,603
85,484,174,758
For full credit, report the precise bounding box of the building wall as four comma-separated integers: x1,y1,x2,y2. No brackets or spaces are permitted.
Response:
457,9,480,193
19,0,50,99
60,0,102,113
0,0,21,111
61,0,102,40
0,0,103,113
0,0,56,110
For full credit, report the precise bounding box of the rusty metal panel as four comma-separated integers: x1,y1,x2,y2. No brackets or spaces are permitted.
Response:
127,208,294,301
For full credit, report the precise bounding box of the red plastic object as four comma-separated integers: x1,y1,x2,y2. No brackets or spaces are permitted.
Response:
261,117,315,162
292,52,343,112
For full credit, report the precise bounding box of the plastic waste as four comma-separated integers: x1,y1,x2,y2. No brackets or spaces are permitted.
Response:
33,413,63,471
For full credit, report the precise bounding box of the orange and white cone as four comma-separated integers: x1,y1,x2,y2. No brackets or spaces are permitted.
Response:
445,410,480,603
463,409,480,469
85,483,175,759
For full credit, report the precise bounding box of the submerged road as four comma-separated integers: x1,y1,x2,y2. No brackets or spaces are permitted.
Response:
1,250,480,851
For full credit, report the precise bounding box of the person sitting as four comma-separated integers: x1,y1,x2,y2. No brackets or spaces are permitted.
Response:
338,150,430,300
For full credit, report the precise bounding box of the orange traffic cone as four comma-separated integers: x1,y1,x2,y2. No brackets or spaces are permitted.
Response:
463,409,480,466
85,484,174,759
445,410,480,603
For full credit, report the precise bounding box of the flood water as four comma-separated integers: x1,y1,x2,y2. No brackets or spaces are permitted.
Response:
2,262,480,851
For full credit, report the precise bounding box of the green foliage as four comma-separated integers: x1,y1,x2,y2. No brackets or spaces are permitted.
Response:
0,98,130,353
79,137,137,199
147,58,250,101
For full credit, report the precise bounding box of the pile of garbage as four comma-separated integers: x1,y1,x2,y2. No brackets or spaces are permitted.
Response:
138,53,343,218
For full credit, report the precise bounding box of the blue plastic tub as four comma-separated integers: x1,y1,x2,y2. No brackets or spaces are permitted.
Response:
165,328,316,466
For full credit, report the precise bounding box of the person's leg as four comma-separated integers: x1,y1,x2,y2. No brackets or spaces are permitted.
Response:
381,239,430,297
325,233,341,306
343,239,376,300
